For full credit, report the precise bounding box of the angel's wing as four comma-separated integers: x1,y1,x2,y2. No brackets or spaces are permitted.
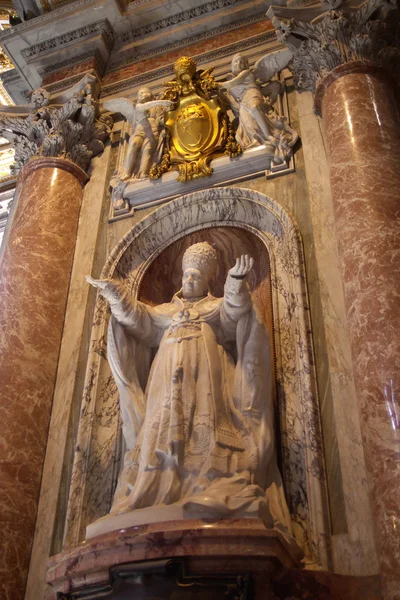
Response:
134,99,173,120
103,98,136,124
139,99,173,111
260,80,284,105
253,49,293,84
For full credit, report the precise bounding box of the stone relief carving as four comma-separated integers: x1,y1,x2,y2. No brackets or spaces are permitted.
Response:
107,54,299,210
0,73,112,174
220,51,298,163
86,242,302,558
267,0,400,96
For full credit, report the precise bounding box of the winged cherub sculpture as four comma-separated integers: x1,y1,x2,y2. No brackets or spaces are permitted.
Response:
104,87,173,182
220,51,299,165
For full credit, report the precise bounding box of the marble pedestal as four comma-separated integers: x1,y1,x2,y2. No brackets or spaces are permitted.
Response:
46,518,383,599
46,519,299,599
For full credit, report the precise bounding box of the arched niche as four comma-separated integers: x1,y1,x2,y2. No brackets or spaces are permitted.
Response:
64,187,331,570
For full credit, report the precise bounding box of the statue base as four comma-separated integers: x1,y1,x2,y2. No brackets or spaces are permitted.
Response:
86,503,269,540
45,518,382,599
46,518,300,599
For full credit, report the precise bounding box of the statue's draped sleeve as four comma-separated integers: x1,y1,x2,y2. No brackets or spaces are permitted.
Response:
107,294,171,451
233,300,296,548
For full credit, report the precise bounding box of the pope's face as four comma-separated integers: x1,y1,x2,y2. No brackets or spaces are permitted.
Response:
182,268,208,299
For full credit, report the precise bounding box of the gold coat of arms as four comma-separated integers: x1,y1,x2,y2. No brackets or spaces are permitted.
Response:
154,56,239,182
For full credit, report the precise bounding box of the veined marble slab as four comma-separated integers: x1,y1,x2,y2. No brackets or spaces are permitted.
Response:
86,505,268,539
111,145,294,220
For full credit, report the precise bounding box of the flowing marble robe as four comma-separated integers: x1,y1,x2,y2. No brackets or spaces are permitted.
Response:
223,70,277,149
223,69,298,158
107,274,295,543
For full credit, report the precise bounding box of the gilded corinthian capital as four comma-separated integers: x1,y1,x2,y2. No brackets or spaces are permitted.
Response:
266,0,400,96
0,72,113,175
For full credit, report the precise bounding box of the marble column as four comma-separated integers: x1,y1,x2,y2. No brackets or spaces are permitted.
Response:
0,158,88,600
0,72,110,600
267,1,400,596
314,61,400,599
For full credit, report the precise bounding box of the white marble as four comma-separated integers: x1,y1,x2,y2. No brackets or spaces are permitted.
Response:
63,186,331,570
112,144,293,218
86,246,299,552
221,51,298,159
104,90,173,206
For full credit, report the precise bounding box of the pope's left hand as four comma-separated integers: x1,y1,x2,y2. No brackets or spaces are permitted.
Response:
228,255,254,278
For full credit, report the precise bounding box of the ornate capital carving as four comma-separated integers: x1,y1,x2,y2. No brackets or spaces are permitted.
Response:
267,0,400,97
0,72,112,175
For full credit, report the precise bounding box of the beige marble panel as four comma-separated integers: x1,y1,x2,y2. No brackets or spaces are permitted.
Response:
25,146,112,600
227,89,378,575
294,90,378,576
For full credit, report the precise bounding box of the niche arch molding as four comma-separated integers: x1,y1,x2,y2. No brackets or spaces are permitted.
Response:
64,187,330,569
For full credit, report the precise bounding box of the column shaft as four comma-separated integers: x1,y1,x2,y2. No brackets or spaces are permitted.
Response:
0,158,87,600
320,65,400,598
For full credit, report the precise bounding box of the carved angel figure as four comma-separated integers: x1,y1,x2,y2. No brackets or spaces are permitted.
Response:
87,242,301,556
104,87,172,181
220,51,298,162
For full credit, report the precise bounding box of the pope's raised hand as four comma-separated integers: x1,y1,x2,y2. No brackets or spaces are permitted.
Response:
86,275,125,304
228,255,254,279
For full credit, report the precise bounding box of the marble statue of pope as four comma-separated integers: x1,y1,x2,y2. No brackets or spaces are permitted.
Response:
87,242,298,548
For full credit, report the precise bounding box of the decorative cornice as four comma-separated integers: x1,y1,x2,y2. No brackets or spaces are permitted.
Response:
0,0,99,41
123,0,261,41
121,0,170,7
21,19,114,60
0,74,112,174
267,0,400,98
103,29,277,96
110,12,267,72
44,72,93,94
0,68,20,83
38,50,106,78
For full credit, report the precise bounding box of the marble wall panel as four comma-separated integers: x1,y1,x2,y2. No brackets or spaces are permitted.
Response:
320,68,400,598
34,83,378,599
294,90,378,576
63,187,331,571
225,87,378,576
